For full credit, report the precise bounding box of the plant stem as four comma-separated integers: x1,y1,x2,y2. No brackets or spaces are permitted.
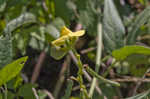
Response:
89,23,102,97
71,48,89,99
102,60,116,77
84,66,120,86
31,51,46,83
53,55,70,99
4,84,7,99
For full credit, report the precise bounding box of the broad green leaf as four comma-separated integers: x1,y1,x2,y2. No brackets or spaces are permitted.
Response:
29,32,45,51
4,12,36,34
126,54,150,76
0,13,36,68
103,0,125,53
126,90,150,99
112,45,150,76
0,36,12,68
50,46,68,60
45,18,65,43
0,56,28,87
18,83,36,99
14,25,39,55
45,24,60,39
127,6,150,44
112,45,150,61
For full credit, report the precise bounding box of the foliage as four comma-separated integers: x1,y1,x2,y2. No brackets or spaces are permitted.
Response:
103,0,125,53
0,0,150,99
0,56,28,87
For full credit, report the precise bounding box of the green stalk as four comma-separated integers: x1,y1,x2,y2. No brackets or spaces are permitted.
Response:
84,66,120,86
71,48,89,99
102,60,116,77
4,84,7,99
89,23,102,97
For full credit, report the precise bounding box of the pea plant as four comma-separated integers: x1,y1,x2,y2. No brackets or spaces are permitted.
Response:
0,0,150,99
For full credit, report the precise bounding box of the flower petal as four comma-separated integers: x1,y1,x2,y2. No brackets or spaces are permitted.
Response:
52,35,69,46
61,26,72,36
69,30,85,37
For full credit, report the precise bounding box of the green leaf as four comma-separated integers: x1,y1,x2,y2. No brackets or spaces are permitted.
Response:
93,84,118,99
45,24,60,39
62,79,74,99
50,46,68,60
0,36,12,68
126,54,150,76
52,17,65,31
0,56,28,87
112,45,150,76
7,91,15,99
77,0,98,36
0,93,2,99
103,0,125,53
112,45,150,61
4,12,36,34
127,6,150,45
18,83,36,99
126,89,150,99
54,0,73,22
45,18,65,43
0,0,5,5
38,90,48,99
0,1,6,13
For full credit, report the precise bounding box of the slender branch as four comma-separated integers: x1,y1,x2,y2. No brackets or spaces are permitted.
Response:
32,88,39,99
53,55,70,99
31,51,46,83
132,68,150,95
80,47,96,54
89,23,103,97
43,90,55,99
111,78,150,82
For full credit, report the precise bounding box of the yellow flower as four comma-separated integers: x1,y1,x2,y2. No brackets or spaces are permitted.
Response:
52,26,85,46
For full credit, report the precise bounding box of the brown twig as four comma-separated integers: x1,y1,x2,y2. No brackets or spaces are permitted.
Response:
80,47,96,54
31,51,46,83
43,89,55,99
53,55,71,99
72,83,91,91
111,78,150,82
32,88,39,99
